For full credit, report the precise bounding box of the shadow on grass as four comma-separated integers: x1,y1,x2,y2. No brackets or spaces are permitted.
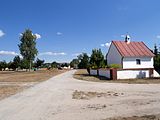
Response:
74,73,110,81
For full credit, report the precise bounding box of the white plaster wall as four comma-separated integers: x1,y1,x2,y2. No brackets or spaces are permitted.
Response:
153,70,160,77
123,57,154,69
90,70,97,76
99,69,110,78
117,70,149,79
107,43,122,65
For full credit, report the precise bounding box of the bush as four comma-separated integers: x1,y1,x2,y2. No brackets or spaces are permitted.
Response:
91,64,98,69
108,64,121,68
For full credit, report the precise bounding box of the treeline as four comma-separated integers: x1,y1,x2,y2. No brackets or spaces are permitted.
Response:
43,62,69,69
0,57,71,71
70,49,121,69
0,57,44,71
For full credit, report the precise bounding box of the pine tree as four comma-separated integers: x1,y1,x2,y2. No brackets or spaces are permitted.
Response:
154,44,158,55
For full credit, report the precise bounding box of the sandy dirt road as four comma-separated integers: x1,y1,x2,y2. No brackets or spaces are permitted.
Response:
0,70,160,120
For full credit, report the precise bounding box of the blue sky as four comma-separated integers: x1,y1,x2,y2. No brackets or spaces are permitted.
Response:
0,0,160,63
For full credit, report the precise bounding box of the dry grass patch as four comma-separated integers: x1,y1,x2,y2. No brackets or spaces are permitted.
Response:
0,69,67,100
0,69,67,82
74,69,160,84
0,85,24,100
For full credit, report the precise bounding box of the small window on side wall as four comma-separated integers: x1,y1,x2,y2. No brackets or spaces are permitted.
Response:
136,59,141,65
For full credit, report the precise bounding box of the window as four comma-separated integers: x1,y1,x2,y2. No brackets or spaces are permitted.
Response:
136,59,141,65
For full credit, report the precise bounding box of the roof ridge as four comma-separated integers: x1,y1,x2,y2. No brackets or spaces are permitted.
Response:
112,40,141,42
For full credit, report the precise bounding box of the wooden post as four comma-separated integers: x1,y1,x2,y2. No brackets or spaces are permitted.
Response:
87,68,90,75
149,68,154,78
97,69,99,76
110,69,117,80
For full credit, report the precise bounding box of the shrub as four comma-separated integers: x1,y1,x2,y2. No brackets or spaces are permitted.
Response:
108,64,121,68
91,64,98,69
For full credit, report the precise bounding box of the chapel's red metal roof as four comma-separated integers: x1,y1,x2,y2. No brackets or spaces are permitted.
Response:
112,41,155,57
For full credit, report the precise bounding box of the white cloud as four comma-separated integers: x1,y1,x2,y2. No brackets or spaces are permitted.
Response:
35,33,41,39
72,53,81,56
121,34,125,38
157,35,160,39
100,42,111,47
56,32,63,36
72,53,90,57
0,30,5,37
19,33,23,36
100,44,105,47
39,52,67,56
0,51,19,56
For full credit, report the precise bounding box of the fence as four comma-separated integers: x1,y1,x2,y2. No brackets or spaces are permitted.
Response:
89,68,159,80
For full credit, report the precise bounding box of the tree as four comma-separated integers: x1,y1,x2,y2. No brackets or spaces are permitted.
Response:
51,61,59,68
13,55,21,70
154,44,158,55
8,61,17,71
20,59,30,70
153,44,160,72
61,63,69,67
70,59,79,68
18,29,38,71
34,58,44,68
0,61,7,71
90,49,106,68
78,53,89,69
41,63,51,68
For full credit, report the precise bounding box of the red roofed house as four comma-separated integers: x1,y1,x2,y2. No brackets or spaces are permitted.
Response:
89,35,159,79
107,35,155,69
